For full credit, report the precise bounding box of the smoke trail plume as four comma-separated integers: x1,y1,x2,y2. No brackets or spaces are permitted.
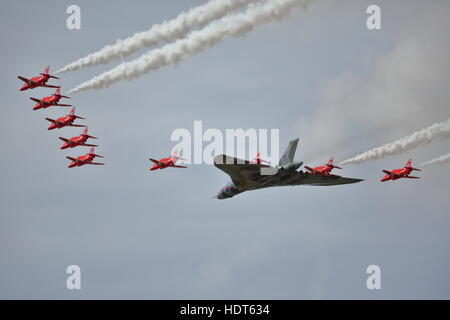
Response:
68,0,312,93
57,0,263,73
421,153,450,166
340,118,450,165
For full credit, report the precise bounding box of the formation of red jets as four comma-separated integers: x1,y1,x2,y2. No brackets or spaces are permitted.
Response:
148,150,422,182
18,66,422,181
303,157,421,182
18,65,104,168
148,150,422,183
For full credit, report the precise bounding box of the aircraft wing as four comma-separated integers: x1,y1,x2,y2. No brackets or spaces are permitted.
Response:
18,76,34,85
54,103,72,107
382,170,401,178
288,172,363,186
304,165,315,173
69,124,86,128
172,165,187,168
404,176,420,179
66,156,78,163
42,84,61,89
214,154,272,188
30,97,45,104
59,137,71,143
45,118,61,125
89,162,105,165
149,158,163,166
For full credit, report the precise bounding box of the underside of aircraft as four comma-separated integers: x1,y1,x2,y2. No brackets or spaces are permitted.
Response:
214,138,363,199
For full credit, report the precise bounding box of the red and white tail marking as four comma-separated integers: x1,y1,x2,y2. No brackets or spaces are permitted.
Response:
171,149,186,164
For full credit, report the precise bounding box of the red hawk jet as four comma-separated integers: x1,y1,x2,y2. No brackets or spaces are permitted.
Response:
251,152,270,165
18,65,60,91
304,157,342,176
59,127,98,150
381,159,421,182
149,150,187,171
46,107,86,130
30,88,71,110
66,147,104,168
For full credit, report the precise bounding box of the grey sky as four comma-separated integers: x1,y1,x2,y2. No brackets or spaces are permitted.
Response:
1,0,449,299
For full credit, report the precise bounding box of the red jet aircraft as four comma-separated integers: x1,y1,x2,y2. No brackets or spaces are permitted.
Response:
30,88,72,110
46,107,86,130
18,65,60,91
381,159,421,182
149,150,187,171
304,157,342,176
59,127,98,150
66,147,104,168
251,152,270,165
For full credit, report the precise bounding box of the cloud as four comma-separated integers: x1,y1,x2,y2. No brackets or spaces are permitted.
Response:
296,7,450,162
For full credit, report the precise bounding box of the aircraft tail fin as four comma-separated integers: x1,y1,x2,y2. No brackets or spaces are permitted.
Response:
405,158,421,171
278,138,299,167
40,65,59,79
171,149,186,163
327,157,336,166
405,158,413,168
89,147,103,158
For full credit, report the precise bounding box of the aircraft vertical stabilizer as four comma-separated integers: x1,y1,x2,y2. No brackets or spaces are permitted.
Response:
278,138,299,167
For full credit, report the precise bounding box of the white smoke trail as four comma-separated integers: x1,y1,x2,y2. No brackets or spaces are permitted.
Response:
340,118,450,165
421,153,450,166
68,0,312,93
57,0,263,73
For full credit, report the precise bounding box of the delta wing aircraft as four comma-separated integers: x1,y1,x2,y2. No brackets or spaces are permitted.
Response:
213,138,363,199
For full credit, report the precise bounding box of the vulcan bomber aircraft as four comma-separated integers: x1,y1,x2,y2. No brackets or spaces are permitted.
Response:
213,138,363,199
